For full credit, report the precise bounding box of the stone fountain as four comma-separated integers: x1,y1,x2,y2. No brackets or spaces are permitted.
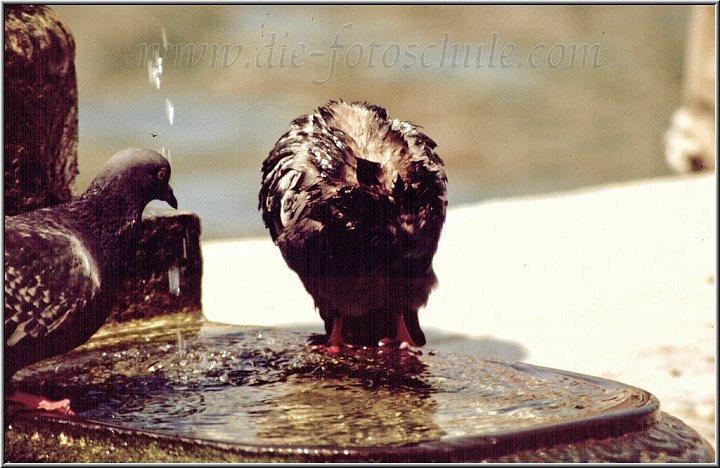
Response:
3,5,714,463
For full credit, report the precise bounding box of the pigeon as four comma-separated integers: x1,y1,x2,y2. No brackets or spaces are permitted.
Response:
4,148,177,415
259,100,448,352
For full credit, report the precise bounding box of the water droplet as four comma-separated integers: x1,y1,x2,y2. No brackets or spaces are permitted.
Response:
161,27,169,51
176,330,187,356
168,265,180,296
160,146,172,164
147,50,162,90
165,99,175,126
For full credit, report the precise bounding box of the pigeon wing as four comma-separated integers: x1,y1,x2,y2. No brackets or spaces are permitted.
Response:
4,217,101,349
262,136,343,237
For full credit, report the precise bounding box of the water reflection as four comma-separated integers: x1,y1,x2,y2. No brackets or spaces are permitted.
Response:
12,318,651,447
252,375,444,446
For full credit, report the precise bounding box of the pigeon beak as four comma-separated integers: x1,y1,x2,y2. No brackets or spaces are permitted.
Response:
161,185,178,209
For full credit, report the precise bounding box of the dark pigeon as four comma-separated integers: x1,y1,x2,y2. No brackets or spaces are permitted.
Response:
259,100,448,353
4,147,177,415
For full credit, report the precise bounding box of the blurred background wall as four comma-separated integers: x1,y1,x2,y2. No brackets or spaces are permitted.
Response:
52,5,691,239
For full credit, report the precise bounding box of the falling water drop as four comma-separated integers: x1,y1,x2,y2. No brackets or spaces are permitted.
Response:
160,146,171,163
176,329,186,355
165,99,175,126
147,50,162,90
168,265,181,296
161,27,169,51
182,236,187,260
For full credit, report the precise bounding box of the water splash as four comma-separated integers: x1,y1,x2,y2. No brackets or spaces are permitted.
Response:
161,27,169,51
168,265,181,296
165,99,175,126
160,146,171,163
150,28,176,165
20,324,650,450
147,49,162,90
176,329,186,356
150,27,179,317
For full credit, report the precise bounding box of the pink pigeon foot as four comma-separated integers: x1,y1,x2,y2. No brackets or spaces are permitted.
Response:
310,316,353,355
378,313,419,349
6,391,76,417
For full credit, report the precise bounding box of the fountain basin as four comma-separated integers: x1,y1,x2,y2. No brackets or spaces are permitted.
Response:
5,314,714,462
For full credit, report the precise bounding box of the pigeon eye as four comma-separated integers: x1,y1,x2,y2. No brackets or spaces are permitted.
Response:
156,167,168,181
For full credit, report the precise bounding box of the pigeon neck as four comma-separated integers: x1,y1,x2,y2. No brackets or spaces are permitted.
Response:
80,189,146,252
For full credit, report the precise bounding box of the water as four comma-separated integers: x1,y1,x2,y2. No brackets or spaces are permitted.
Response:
147,50,162,90
175,329,186,355
149,28,176,164
156,24,181,318
14,317,652,448
168,265,181,296
161,26,169,50
165,99,174,126
157,146,170,164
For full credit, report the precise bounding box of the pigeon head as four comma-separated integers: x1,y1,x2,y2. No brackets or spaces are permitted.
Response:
82,148,178,210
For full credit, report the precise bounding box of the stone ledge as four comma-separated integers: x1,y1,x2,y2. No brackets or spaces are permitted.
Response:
3,410,714,463
108,207,203,323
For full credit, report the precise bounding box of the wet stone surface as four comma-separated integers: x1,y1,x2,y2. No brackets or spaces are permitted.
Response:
5,314,714,462
9,316,646,444
108,208,202,323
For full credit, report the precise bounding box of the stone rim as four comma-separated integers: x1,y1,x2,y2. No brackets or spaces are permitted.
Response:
10,362,659,462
